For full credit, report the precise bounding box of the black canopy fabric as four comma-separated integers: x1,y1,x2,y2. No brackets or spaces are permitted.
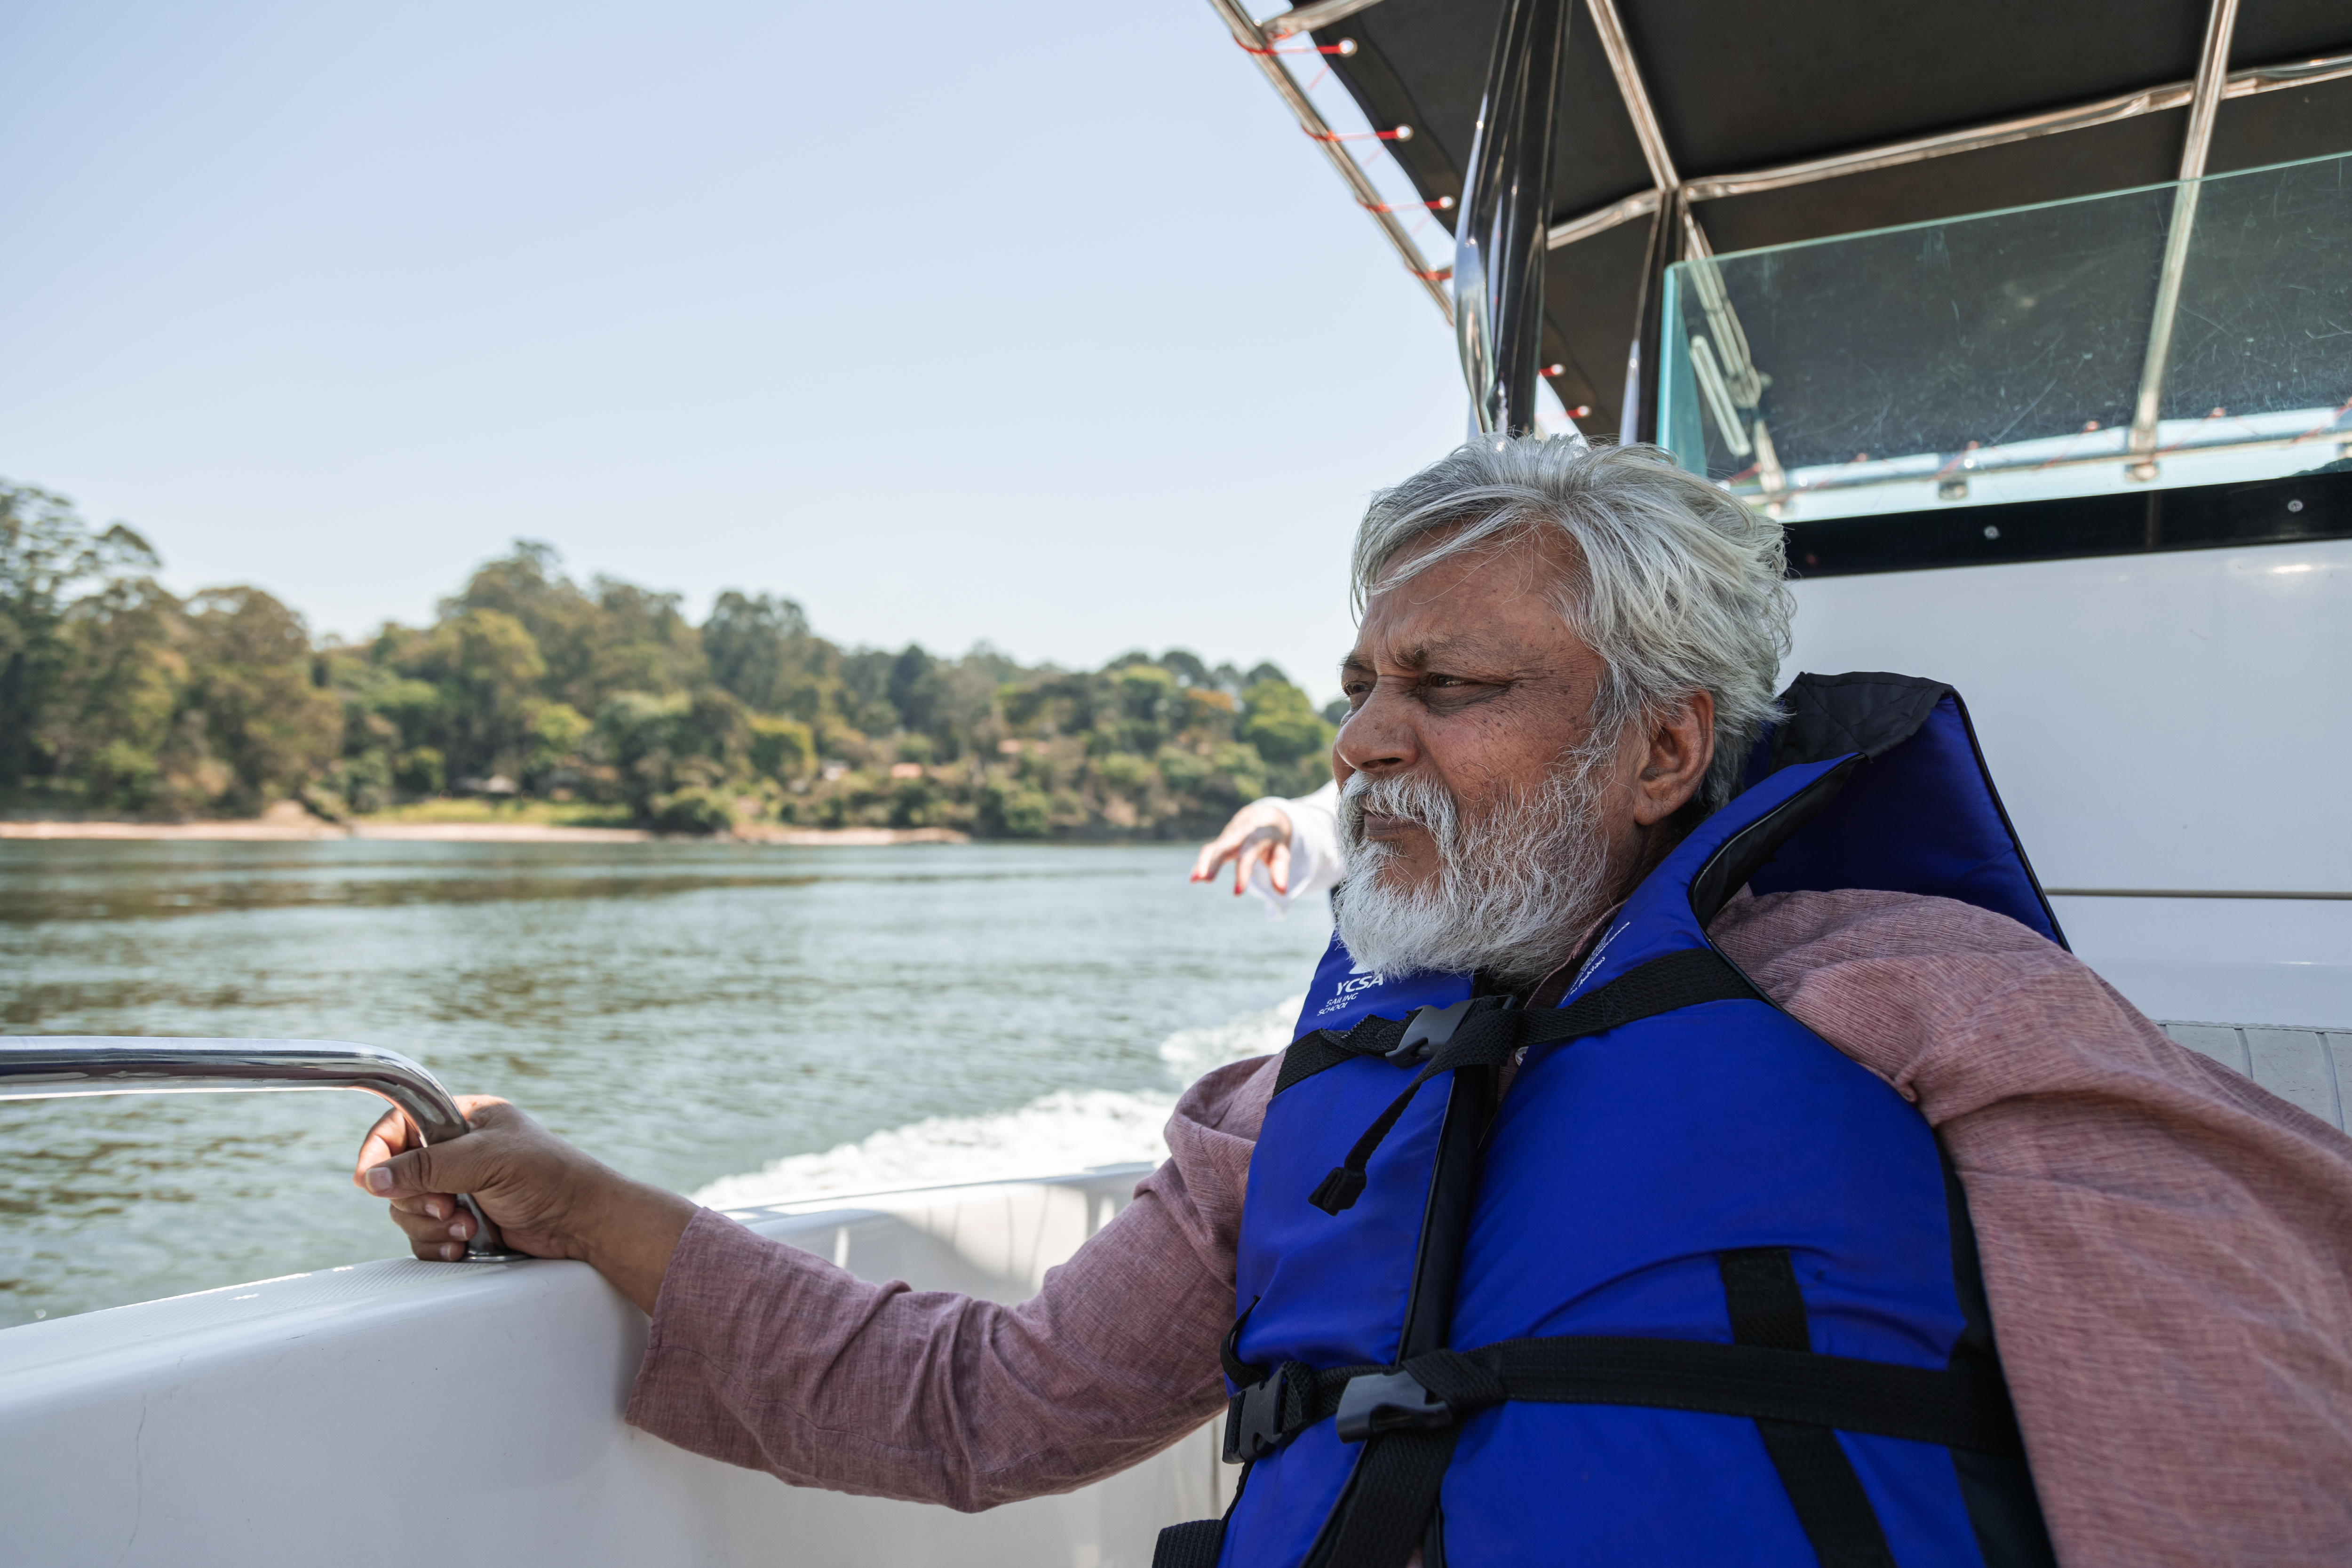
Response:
1307,0,2352,435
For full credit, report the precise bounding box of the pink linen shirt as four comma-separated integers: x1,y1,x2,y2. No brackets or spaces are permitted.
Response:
627,888,2352,1567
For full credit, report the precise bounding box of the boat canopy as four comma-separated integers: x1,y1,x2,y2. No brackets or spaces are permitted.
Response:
1214,0,2352,565
1229,0,2350,431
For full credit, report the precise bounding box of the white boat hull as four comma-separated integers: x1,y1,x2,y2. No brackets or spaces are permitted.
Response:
2,1167,1226,1567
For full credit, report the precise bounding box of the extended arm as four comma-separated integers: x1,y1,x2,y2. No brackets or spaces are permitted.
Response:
627,1158,1233,1508
355,1058,1275,1509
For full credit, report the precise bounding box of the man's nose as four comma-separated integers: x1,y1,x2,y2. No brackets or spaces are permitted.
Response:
1335,684,1419,778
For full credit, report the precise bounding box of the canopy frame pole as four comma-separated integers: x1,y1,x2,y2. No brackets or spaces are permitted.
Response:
1202,0,1452,321
1259,0,1389,43
1547,187,1660,251
1683,47,2348,203
1582,0,1677,194
1619,199,1673,445
1541,47,2352,249
1582,0,1690,444
1585,0,1777,457
2126,0,2241,481
1454,0,1570,437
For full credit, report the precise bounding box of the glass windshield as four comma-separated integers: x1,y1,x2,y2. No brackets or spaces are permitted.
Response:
1659,151,2352,520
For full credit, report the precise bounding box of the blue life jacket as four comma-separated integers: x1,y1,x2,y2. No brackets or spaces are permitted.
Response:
1155,674,2063,1568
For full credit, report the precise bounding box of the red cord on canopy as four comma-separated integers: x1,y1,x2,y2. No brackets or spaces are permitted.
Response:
1239,37,1359,57
1307,124,1413,143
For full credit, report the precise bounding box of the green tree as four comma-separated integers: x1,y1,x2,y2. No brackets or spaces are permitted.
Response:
446,541,704,717
1159,648,1214,689
0,483,159,789
835,646,914,737
46,575,187,807
977,775,1051,837
588,578,705,700
398,608,548,782
595,691,693,815
177,587,343,811
443,541,608,715
319,649,442,813
646,785,736,835
1241,677,1333,764
592,688,750,820
704,591,834,721
525,701,592,788
748,714,817,782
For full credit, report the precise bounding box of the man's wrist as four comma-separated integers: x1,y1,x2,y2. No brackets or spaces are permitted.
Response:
1248,797,1296,844
570,1173,697,1314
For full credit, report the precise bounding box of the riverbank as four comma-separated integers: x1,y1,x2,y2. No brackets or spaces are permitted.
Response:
0,808,968,846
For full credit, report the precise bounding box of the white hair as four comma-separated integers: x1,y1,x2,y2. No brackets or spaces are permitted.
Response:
1351,438,1792,811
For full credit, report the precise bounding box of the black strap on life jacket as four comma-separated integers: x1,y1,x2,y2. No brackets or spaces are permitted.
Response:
1723,1247,1898,1568
1164,1282,2020,1568
1215,1322,2024,1459
1275,944,1754,1095
1288,947,1759,1214
1151,1518,1227,1568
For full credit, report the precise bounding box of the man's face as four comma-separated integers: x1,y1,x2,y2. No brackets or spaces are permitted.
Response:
1335,531,1631,895
1329,527,1719,984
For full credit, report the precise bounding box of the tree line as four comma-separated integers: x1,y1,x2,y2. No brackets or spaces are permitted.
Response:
0,481,1340,836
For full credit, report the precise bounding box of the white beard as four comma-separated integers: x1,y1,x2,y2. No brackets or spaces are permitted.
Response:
1334,749,1616,987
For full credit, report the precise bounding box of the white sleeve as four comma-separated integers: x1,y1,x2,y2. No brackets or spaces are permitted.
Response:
1245,777,1344,918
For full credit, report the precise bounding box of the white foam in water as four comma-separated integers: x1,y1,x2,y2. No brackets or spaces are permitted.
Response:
1152,996,1303,1081
691,997,1303,1210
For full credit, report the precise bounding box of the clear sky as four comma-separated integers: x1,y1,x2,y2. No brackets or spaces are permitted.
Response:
0,0,1479,703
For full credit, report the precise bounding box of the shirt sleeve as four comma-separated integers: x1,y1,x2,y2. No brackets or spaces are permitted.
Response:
1245,778,1343,916
625,1055,1278,1510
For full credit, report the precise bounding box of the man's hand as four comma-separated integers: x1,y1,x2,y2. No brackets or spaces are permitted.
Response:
353,1097,693,1314
1191,800,1294,896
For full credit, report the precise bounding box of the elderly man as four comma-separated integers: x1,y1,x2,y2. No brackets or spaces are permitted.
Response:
361,440,2352,1568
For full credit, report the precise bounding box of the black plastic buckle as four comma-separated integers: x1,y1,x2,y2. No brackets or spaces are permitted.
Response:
1334,1368,1454,1443
1386,997,1478,1065
1222,1364,1292,1464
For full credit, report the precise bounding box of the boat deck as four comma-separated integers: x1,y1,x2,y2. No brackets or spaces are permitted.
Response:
2159,1021,2351,1130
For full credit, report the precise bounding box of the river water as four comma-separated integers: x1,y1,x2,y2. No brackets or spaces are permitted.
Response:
0,840,1332,1328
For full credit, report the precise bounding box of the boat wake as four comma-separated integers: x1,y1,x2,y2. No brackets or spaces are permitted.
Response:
690,997,1302,1209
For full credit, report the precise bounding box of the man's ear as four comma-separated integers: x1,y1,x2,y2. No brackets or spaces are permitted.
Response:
1629,692,1715,826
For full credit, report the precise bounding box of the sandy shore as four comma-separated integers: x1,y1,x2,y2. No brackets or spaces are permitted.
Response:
729,825,968,847
0,816,969,846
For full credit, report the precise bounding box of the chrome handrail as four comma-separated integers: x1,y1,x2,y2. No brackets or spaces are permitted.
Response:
0,1036,522,1260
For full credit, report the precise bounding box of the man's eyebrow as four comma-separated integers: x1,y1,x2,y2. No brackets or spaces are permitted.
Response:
1381,635,1512,670
1341,635,1526,681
